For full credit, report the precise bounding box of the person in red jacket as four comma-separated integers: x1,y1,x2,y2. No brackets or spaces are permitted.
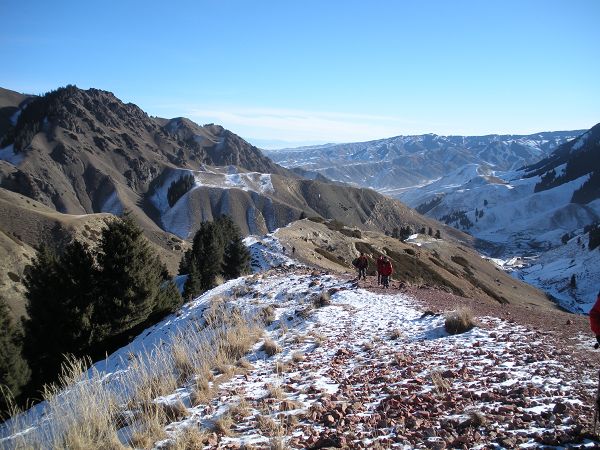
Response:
590,291,600,348
376,255,385,286
380,257,393,289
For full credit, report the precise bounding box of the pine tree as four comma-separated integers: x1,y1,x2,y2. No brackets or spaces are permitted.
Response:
222,235,251,279
23,241,100,391
22,244,65,388
0,296,30,416
183,259,202,300
435,229,441,239
96,214,181,339
182,215,248,296
56,241,98,352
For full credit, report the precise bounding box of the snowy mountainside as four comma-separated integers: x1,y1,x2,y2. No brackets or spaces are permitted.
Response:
2,235,599,449
397,126,600,313
265,131,583,191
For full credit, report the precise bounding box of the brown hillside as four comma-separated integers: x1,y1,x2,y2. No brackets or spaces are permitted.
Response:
275,218,557,310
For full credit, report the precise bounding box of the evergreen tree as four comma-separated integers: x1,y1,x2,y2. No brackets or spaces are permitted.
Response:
22,244,66,389
428,227,433,236
435,229,441,239
56,241,98,352
182,260,202,300
399,225,412,242
96,214,181,339
570,274,577,288
222,235,251,279
0,297,30,416
182,215,248,297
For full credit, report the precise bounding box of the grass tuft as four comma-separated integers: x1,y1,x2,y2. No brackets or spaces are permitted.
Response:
445,307,477,335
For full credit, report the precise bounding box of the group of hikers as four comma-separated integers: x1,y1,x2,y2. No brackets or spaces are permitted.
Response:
353,252,394,288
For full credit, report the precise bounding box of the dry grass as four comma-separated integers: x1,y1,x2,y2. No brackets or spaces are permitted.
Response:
211,412,236,436
291,351,305,363
265,383,285,400
430,370,451,394
445,307,477,335
389,328,404,340
4,295,263,449
172,424,209,449
312,291,331,308
261,338,282,356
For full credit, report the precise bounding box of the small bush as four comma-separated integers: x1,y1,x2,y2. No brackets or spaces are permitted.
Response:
312,291,331,308
445,308,477,335
256,414,281,437
430,370,451,394
260,306,276,325
389,328,403,340
211,412,235,436
291,352,305,363
261,338,281,357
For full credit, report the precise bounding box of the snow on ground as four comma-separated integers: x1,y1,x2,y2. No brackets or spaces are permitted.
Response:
0,145,24,166
3,255,599,448
100,190,124,216
149,168,276,238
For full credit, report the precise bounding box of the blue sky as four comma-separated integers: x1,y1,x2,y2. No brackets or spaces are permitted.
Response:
1,0,599,147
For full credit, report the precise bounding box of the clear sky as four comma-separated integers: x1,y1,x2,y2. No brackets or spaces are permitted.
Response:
1,0,599,148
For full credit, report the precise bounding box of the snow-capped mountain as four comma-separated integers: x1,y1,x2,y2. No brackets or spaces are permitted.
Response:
265,131,584,193
397,124,600,312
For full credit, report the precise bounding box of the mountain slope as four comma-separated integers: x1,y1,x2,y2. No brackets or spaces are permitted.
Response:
265,131,583,192
395,125,600,312
2,239,597,448
0,86,292,218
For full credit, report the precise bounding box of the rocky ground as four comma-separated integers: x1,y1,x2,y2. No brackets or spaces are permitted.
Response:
165,267,600,449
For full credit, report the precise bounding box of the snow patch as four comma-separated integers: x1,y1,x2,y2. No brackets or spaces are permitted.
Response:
0,145,24,166
100,191,123,216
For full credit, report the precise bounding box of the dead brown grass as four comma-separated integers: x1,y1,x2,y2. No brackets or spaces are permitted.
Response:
445,307,477,334
430,370,451,394
261,338,282,356
211,412,235,436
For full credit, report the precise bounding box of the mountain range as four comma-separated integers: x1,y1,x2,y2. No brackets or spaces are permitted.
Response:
0,85,471,318
268,124,600,312
264,130,584,195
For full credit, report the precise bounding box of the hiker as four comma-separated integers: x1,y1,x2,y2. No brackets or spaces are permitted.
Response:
353,252,369,280
376,255,385,286
380,257,393,288
282,247,286,254
590,290,600,348
292,246,296,254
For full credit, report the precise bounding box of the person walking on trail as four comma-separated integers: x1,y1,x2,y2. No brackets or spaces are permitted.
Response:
380,257,393,289
376,255,385,286
353,252,369,280
590,290,600,348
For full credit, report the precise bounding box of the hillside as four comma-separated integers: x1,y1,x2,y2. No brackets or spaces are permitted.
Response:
2,234,597,449
273,218,554,310
0,85,466,242
395,125,600,312
265,131,583,193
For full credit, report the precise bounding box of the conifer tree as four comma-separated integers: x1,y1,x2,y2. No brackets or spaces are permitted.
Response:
96,213,181,339
183,259,202,300
222,235,251,279
0,296,30,416
22,244,65,388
